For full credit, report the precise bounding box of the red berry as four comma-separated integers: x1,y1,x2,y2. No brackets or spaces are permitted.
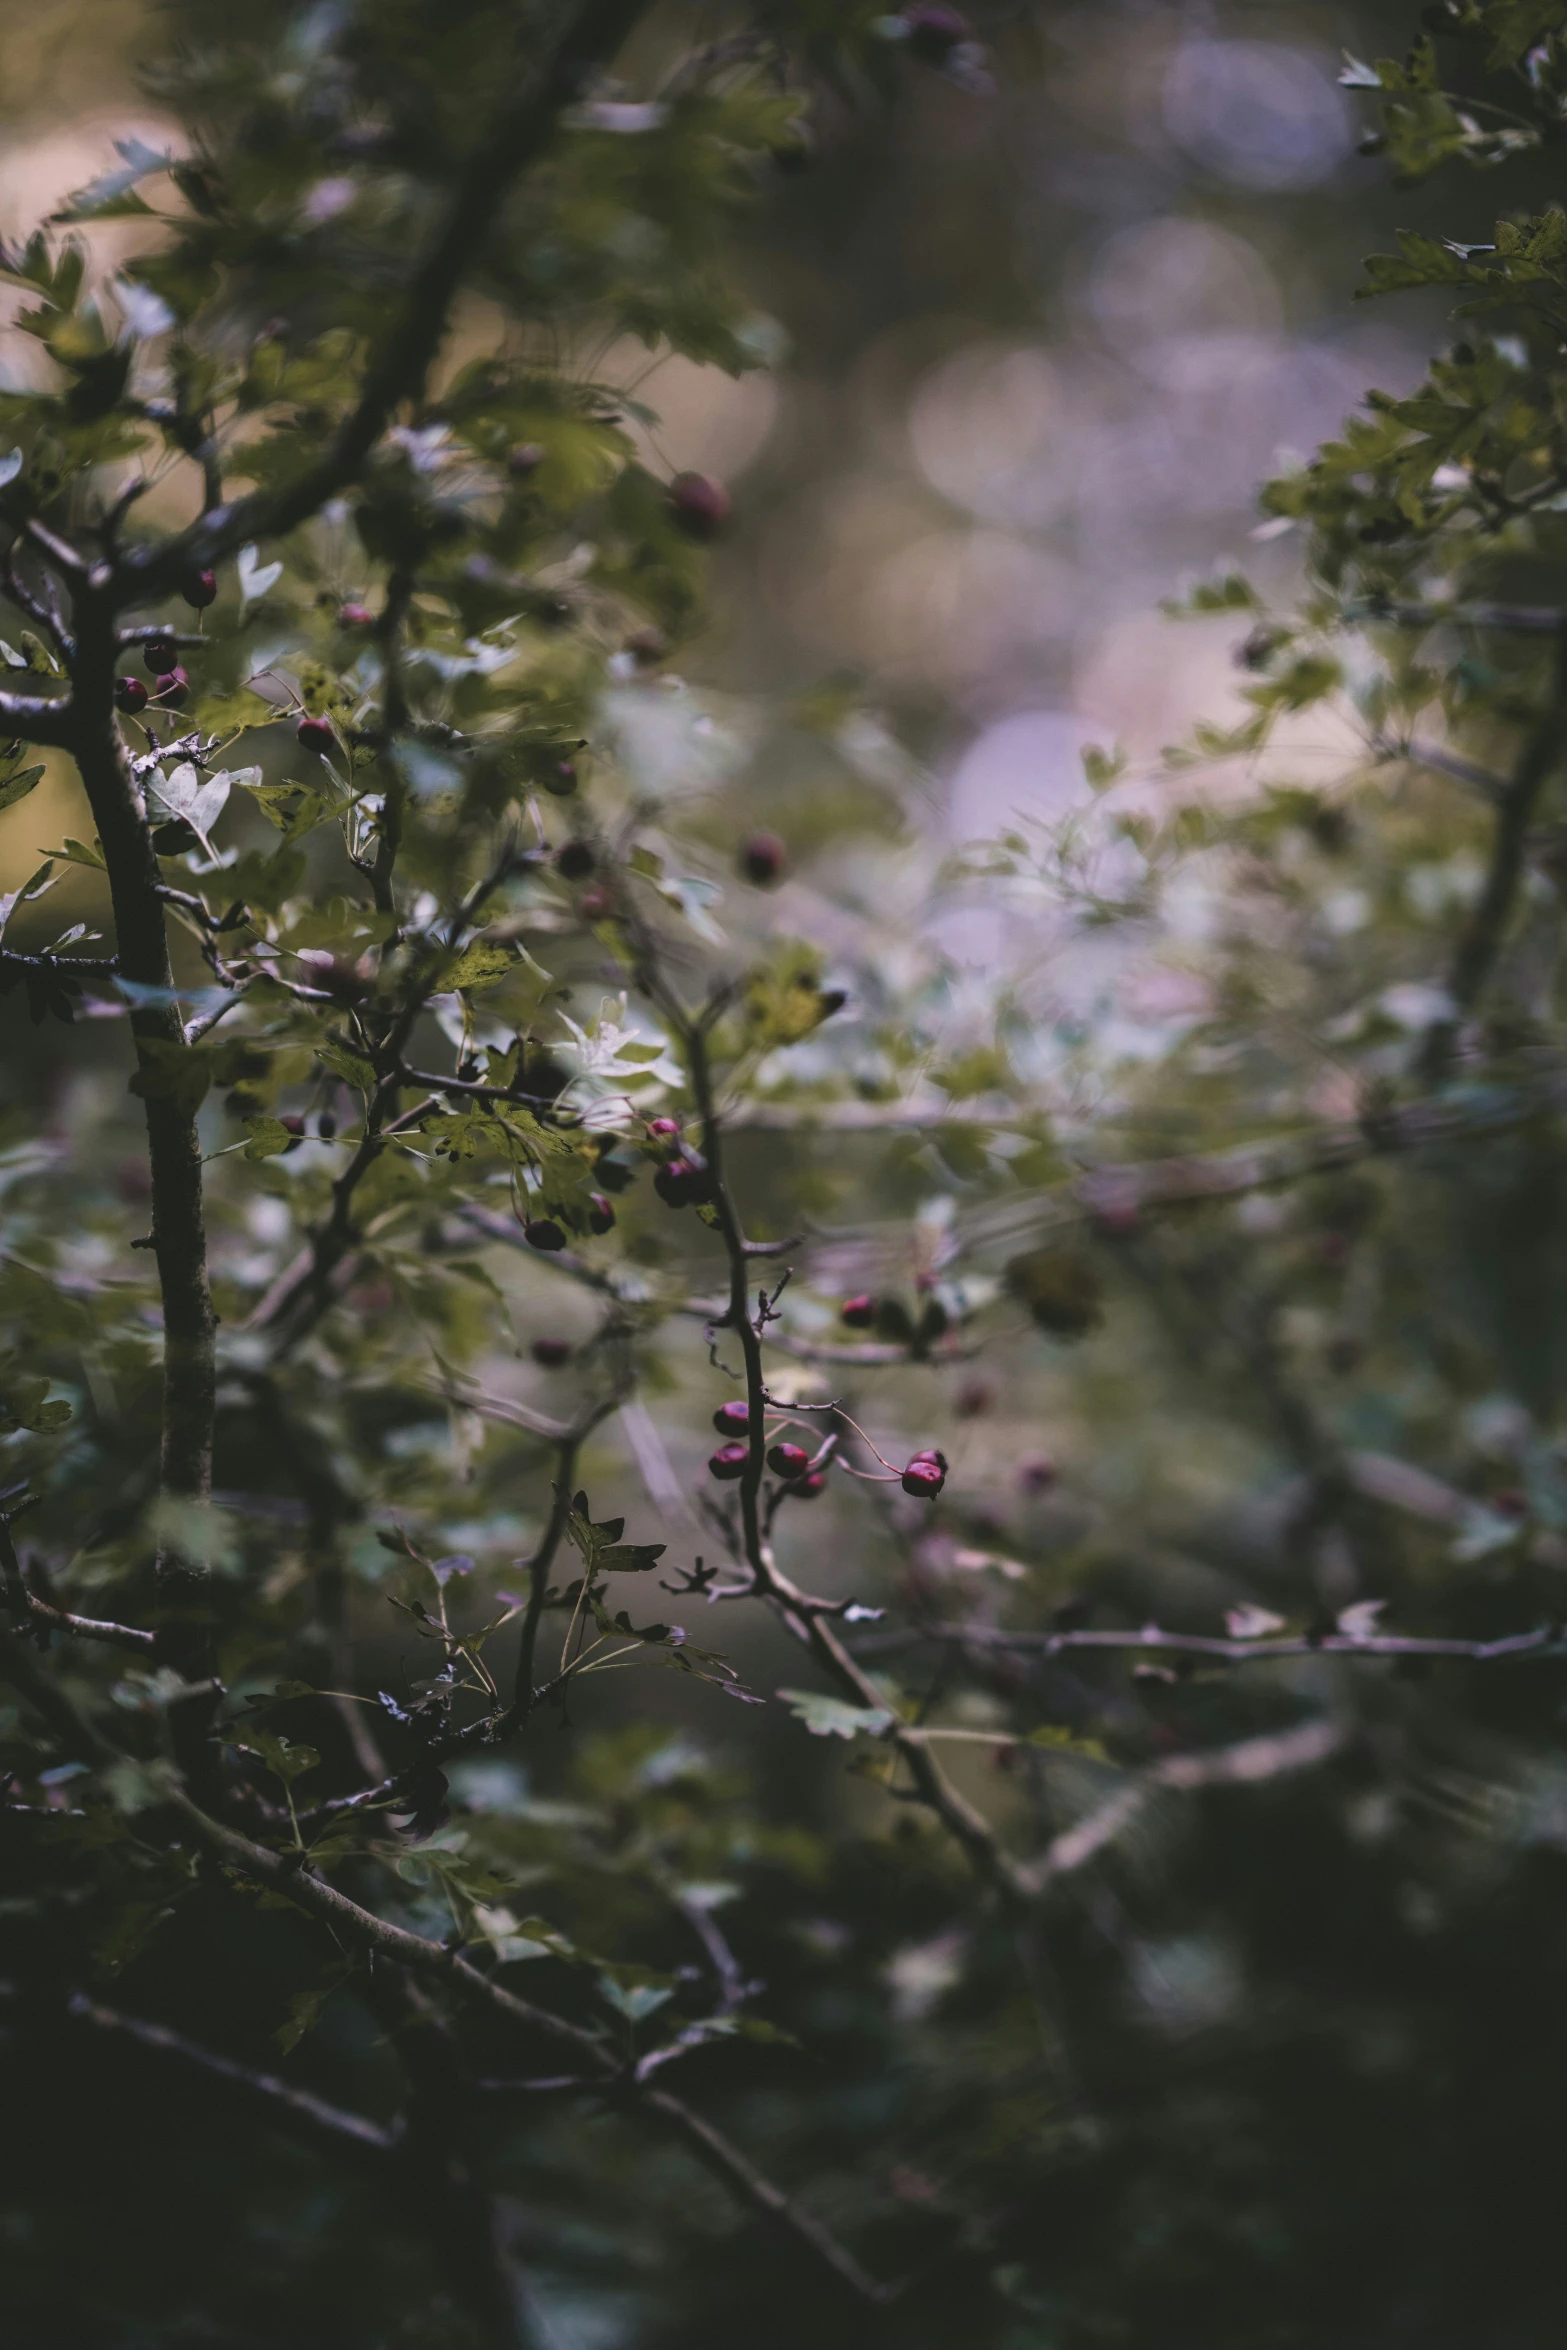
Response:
901,1457,946,1499
338,602,374,627
115,675,149,715
143,634,178,674
531,1337,572,1368
182,566,217,609
708,1442,749,1481
1090,1201,1140,1239
712,1400,749,1435
556,839,595,881
739,832,787,888
154,666,189,708
654,1158,694,1209
767,1442,810,1480
297,715,335,753
524,1218,566,1252
793,1470,827,1498
508,442,546,477
668,471,730,540
841,1295,876,1329
586,1192,615,1236
648,1117,682,1145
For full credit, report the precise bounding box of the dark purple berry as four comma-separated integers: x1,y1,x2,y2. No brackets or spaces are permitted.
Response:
154,666,189,708
143,633,178,674
543,757,577,796
654,1158,695,1209
626,625,667,666
586,1192,615,1236
524,1218,566,1252
708,1442,749,1481
648,1116,682,1146
900,3,971,61
115,675,148,715
297,715,335,753
841,1294,876,1329
668,471,730,540
556,839,595,882
738,832,787,888
901,1457,946,1499
794,1470,827,1498
531,1337,572,1368
182,566,218,609
712,1400,749,1436
767,1442,810,1480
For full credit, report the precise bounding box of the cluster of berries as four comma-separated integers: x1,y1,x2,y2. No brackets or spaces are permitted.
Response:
522,1191,615,1253
646,1116,714,1211
705,1401,827,1498
112,568,218,715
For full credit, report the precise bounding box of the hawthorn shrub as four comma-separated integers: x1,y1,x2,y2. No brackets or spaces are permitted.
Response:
11,4,1567,2347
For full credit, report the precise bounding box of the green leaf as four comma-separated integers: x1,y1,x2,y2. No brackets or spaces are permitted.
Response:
563,1489,667,1577
242,1116,295,1161
596,1967,676,2024
53,138,171,223
40,836,105,870
443,939,515,994
1025,1724,1109,1760
777,1687,894,1740
0,766,49,814
274,1964,352,2054
317,1040,378,1093
228,1728,323,1786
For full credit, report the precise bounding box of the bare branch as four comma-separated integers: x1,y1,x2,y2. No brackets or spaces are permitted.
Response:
851,1620,1565,1668
1023,1717,1349,1895
65,1992,403,2164
0,683,75,746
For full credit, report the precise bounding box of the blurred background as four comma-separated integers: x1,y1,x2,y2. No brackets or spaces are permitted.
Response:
0,0,1441,926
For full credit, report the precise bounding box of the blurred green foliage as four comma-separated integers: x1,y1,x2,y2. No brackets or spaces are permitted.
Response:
12,5,1567,2350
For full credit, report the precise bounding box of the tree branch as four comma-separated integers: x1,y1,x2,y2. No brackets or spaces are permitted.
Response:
65,1991,403,2164
119,0,652,601
850,1620,1566,1668
68,593,216,1679
1022,1717,1348,1895
1419,624,1567,1079
0,684,75,745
